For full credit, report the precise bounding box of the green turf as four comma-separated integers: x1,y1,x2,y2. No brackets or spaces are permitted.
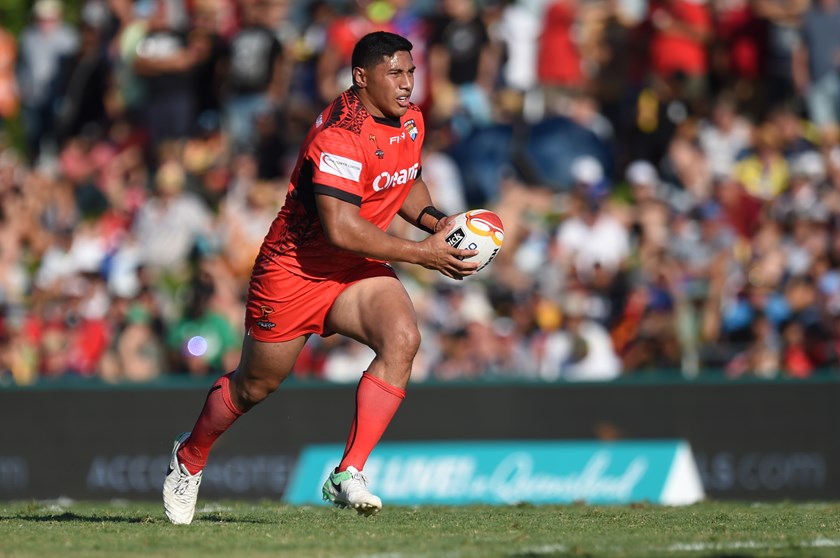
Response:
0,500,838,558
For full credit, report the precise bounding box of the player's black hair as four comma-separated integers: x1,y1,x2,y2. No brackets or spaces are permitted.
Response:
351,31,413,76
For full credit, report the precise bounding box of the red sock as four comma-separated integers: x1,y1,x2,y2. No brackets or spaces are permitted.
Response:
338,372,405,472
177,372,243,474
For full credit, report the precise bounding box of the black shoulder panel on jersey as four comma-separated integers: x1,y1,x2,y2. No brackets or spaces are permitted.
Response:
322,89,369,136
313,183,362,206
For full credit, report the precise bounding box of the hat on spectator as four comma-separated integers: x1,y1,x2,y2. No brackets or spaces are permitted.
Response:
34,0,62,19
790,151,825,181
571,155,604,186
571,155,610,201
625,160,659,187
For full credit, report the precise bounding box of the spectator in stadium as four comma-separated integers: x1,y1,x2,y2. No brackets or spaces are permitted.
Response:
0,169,28,308
767,104,815,158
537,0,587,117
538,289,622,381
732,121,790,201
285,0,337,125
53,22,111,146
132,0,205,156
16,0,80,162
642,0,712,103
187,0,230,126
792,0,840,132
0,18,18,132
592,0,637,131
493,0,540,111
218,171,281,280
556,156,631,284
754,0,809,111
316,0,389,106
426,0,499,136
431,326,486,380
162,31,480,525
663,117,713,205
725,310,781,378
709,0,765,111
99,301,166,383
698,92,753,180
223,0,287,154
624,73,688,167
322,337,377,383
165,269,240,377
131,159,215,274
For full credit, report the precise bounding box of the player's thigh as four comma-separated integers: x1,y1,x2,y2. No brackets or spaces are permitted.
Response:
325,275,419,356
235,333,309,397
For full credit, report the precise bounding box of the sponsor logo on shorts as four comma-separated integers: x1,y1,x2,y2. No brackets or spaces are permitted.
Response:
256,305,276,330
319,152,362,182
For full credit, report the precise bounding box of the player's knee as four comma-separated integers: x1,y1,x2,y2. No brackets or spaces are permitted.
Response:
384,322,421,361
233,374,280,409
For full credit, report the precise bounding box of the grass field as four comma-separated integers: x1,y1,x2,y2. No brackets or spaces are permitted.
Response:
1,500,838,558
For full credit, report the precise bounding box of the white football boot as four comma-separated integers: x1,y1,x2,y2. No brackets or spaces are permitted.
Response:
162,432,202,525
322,466,382,516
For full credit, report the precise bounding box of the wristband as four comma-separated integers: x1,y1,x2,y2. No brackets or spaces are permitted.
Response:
417,205,446,234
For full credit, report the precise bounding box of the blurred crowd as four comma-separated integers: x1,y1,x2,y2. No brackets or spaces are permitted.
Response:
1,0,840,385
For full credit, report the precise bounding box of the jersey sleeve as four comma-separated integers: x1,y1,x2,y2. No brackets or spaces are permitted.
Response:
305,128,368,206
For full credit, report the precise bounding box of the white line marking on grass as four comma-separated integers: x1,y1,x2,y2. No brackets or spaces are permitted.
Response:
360,553,462,558
360,545,569,558
198,504,234,513
519,544,569,555
667,538,840,552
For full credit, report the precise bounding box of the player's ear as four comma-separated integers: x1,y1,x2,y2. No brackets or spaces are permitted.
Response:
352,66,367,88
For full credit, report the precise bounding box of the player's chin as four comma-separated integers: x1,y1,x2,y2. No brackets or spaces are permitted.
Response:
386,105,409,119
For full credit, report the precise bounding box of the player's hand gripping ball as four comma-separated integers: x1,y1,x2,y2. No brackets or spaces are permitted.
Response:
445,209,505,272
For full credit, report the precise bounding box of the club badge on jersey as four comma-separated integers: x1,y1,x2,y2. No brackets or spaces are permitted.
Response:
404,119,418,141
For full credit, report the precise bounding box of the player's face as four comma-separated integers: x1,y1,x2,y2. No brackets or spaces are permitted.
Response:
357,51,415,119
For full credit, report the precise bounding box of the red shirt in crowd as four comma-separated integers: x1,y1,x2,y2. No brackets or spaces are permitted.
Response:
537,0,585,87
647,0,712,78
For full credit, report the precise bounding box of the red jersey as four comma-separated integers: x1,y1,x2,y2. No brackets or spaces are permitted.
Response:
257,88,425,279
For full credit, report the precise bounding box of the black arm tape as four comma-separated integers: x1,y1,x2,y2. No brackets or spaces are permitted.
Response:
417,205,446,234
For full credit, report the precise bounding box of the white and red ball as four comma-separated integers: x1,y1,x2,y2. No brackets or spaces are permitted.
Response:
445,209,505,272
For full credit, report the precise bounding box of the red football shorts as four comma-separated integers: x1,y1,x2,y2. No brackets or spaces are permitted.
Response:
244,260,398,343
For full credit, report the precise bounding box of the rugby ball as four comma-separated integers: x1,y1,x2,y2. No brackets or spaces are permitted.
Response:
445,209,505,272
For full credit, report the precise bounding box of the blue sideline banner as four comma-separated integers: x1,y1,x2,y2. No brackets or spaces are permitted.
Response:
284,440,705,506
